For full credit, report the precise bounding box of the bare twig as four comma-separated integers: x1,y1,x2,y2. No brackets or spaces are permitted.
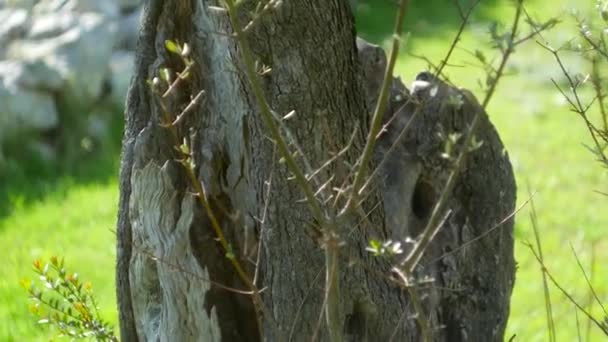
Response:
427,191,536,266
289,267,324,342
223,0,326,226
581,31,608,61
344,0,411,215
253,146,276,284
569,243,608,317
528,185,556,342
358,102,420,198
401,0,526,274
222,1,348,340
153,40,278,340
590,57,608,133
586,240,599,340
388,306,410,342
435,0,481,77
575,307,582,342
523,241,608,335
537,41,608,165
131,242,257,295
392,267,431,342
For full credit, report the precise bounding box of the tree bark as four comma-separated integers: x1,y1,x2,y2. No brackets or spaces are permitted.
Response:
116,1,516,341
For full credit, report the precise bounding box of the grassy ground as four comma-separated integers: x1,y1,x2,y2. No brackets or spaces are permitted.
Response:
1,0,607,340
0,125,122,340
0,182,119,341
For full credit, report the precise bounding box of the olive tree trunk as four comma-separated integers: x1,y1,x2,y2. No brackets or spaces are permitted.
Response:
116,1,516,341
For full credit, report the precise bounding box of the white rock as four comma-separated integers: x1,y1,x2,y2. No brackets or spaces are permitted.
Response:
86,110,110,141
0,8,28,37
114,6,140,50
8,12,116,109
0,81,58,143
0,8,29,57
108,50,134,109
28,11,79,39
0,59,63,90
1,0,37,10
34,0,120,18
117,0,142,12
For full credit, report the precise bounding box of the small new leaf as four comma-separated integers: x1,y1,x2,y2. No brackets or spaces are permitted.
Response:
165,39,182,54
181,43,191,57
160,68,172,83
226,244,235,260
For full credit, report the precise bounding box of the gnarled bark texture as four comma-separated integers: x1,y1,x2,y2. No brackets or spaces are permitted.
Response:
116,1,516,341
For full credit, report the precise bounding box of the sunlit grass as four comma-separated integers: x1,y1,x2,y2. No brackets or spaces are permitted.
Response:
0,182,118,341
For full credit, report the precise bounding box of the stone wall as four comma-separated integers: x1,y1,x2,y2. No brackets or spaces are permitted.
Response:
0,0,141,163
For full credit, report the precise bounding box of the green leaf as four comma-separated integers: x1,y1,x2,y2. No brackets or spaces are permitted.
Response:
365,239,382,256
474,49,486,64
160,68,172,83
164,40,181,54
225,244,235,260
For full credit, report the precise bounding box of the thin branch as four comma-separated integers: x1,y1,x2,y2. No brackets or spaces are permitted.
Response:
222,2,352,340
243,0,282,33
131,243,257,295
569,243,607,317
344,0,411,214
401,0,525,274
575,307,582,342
153,43,277,340
435,0,481,77
358,102,420,198
426,191,535,266
270,110,317,186
289,267,324,342
388,305,410,342
523,241,608,335
253,146,276,284
590,57,608,133
392,267,431,342
159,90,205,127
223,0,326,226
514,10,559,47
357,0,482,214
528,185,556,342
581,32,608,61
306,128,358,183
537,41,608,165
585,240,599,340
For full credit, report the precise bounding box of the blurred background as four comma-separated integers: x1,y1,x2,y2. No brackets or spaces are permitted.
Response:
0,0,606,340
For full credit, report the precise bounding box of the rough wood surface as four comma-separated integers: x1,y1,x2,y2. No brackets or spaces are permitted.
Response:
375,71,517,341
116,1,516,341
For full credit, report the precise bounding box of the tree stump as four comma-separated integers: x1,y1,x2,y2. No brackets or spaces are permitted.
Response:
374,69,517,340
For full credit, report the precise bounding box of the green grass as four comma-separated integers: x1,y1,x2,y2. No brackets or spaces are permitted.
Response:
1,0,607,340
0,182,119,341
0,111,122,340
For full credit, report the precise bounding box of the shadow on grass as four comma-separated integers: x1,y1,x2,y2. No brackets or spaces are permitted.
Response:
355,0,502,45
0,116,123,221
